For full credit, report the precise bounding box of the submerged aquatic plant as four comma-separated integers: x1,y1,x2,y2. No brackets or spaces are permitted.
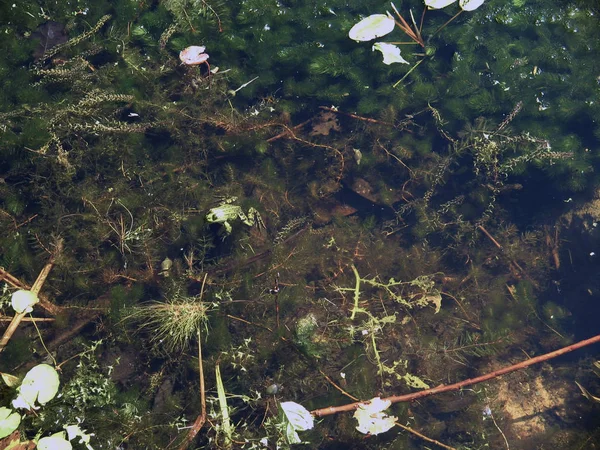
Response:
127,294,215,352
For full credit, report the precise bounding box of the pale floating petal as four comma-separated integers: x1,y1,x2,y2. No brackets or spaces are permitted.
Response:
349,14,396,42
459,0,485,10
179,46,210,65
372,42,409,65
424,0,458,9
353,397,398,436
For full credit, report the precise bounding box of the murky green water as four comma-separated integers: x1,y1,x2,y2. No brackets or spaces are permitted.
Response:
1,0,599,448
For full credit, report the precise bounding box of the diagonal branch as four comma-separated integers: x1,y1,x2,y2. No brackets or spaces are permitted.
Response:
312,333,600,417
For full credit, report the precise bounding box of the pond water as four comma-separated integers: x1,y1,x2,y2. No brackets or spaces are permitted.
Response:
1,0,599,448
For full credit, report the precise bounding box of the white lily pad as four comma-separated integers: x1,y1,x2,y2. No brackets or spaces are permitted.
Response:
349,14,396,42
65,424,95,449
12,364,60,410
372,42,409,65
424,0,457,9
38,433,72,450
459,0,485,11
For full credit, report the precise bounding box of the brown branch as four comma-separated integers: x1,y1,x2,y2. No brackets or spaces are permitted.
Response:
0,267,27,289
0,316,54,322
311,333,600,417
0,266,62,316
0,253,59,354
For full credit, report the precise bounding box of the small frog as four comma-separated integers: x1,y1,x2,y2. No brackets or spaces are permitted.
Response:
205,197,263,236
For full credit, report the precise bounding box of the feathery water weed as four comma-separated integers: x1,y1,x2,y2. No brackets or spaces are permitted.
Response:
127,293,215,353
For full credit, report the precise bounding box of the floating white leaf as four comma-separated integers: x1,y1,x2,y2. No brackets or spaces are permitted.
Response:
38,433,72,450
459,0,485,11
65,424,95,450
424,0,457,9
353,397,398,436
279,401,314,444
11,289,39,314
372,43,409,65
349,14,396,42
12,364,60,410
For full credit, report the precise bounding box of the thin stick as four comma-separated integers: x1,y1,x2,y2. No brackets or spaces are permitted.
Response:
266,119,311,143
478,225,503,250
390,3,424,47
319,106,395,127
393,58,426,88
432,10,463,37
0,311,28,353
395,421,456,450
488,409,510,450
319,369,359,401
311,333,600,417
0,267,28,289
0,316,54,322
478,225,539,289
177,274,208,450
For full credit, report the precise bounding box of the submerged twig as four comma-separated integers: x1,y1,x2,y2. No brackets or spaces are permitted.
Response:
0,246,60,353
311,333,600,417
176,273,208,450
395,421,456,450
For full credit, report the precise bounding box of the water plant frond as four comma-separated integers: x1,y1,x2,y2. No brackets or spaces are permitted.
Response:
127,295,214,352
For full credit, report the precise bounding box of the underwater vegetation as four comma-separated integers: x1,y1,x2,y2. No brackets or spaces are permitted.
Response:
1,0,600,448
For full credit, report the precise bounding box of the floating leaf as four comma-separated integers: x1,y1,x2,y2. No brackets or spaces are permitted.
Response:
1,372,20,388
279,401,314,444
65,424,95,450
372,43,409,65
0,407,21,440
349,14,396,42
12,364,60,410
353,397,398,436
11,290,39,314
424,0,457,9
179,46,209,65
459,0,485,10
37,433,72,450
